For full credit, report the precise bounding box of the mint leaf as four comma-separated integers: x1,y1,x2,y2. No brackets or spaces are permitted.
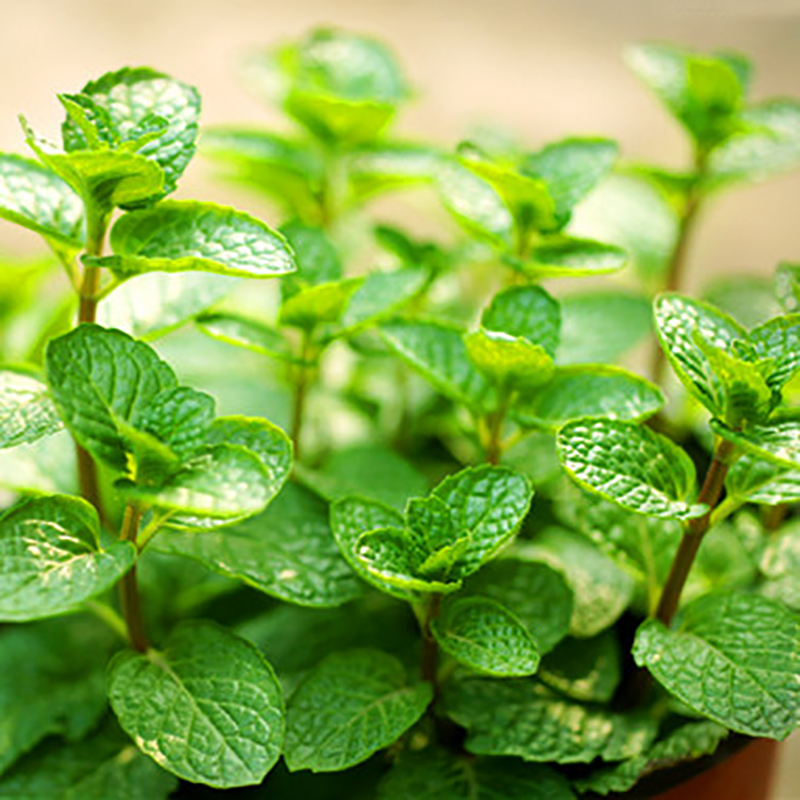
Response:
45,324,177,470
509,237,626,280
726,452,800,505
378,748,576,800
61,67,200,202
280,220,343,293
157,483,362,607
748,313,800,391
86,201,296,279
0,495,135,621
557,289,652,365
465,328,555,391
339,266,427,333
514,366,663,431
348,142,442,199
279,277,363,329
283,649,431,772
703,275,782,329
711,418,800,470
108,620,284,788
432,596,541,677
0,430,75,495
633,591,799,739
0,368,63,449
466,559,573,654
481,285,561,358
444,677,656,763
576,721,728,796
0,154,84,248
760,521,800,611
379,319,488,408
557,418,704,520
519,527,635,637
0,720,177,799
197,311,296,361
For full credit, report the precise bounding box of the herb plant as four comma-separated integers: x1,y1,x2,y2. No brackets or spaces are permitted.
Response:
0,32,798,799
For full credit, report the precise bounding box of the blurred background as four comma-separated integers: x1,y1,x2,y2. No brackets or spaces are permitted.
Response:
0,2,798,795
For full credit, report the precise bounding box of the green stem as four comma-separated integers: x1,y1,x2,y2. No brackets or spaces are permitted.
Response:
135,510,173,552
84,600,129,642
291,329,315,462
482,390,512,464
118,504,149,652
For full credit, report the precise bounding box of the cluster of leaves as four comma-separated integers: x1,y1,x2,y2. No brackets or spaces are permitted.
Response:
0,31,798,799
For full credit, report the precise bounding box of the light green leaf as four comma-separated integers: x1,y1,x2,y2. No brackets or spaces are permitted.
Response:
519,527,636,638
575,721,729,796
0,496,136,621
702,275,782,329
481,285,561,358
436,160,513,248
348,142,442,199
196,311,295,361
760,520,800,611
339,267,427,333
0,619,112,775
378,748,576,800
99,272,237,340
86,201,296,279
465,559,573,655
0,720,177,800
748,314,800,391
0,368,63,449
465,328,555,391
557,418,704,519
108,620,284,788
45,324,177,470
514,366,663,431
776,262,800,312
654,292,747,416
510,237,626,280
0,430,75,495
726,453,800,505
279,277,363,329
444,678,657,763
634,592,799,739
557,289,653,365
711,418,800,470
283,649,432,772
156,483,362,607
432,596,540,677
0,154,84,247
539,631,622,704
709,100,800,185
523,137,619,226
380,319,488,408
280,219,342,293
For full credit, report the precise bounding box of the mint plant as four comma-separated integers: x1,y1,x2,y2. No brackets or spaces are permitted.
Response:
0,33,798,799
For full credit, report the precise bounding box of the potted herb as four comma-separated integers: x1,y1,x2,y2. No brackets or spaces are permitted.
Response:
0,30,797,799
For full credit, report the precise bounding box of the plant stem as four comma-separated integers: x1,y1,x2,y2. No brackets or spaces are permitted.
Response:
118,504,149,652
655,437,736,627
420,593,442,698
291,329,315,462
482,390,512,464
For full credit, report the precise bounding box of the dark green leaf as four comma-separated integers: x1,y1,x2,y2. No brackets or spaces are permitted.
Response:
284,649,431,772
633,592,799,739
108,620,284,788
0,368,63,449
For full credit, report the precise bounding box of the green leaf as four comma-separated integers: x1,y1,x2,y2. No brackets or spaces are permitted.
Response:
0,368,63,449
465,328,555,391
730,455,800,506
380,319,488,408
709,100,800,185
519,527,636,638
45,324,177,471
465,559,573,655
280,220,342,293
556,289,653,365
481,285,561,358
760,520,800,611
330,496,416,601
0,154,85,247
283,649,431,772
339,267,427,333
0,430,75,495
711,418,800,470
557,418,704,519
0,495,136,621
702,275,782,329
436,160,513,248
748,314,800,391
196,311,295,361
539,630,622,703
509,237,626,280
100,272,237,340
279,277,363,329
86,201,296,279
378,748,576,800
514,366,663,431
575,721,728,796
107,620,284,788
444,678,657,763
0,720,178,799
432,596,540,677
348,142,442,199
156,483,362,607
61,67,201,202
522,137,618,226
776,262,800,313
0,618,112,775
634,591,799,738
